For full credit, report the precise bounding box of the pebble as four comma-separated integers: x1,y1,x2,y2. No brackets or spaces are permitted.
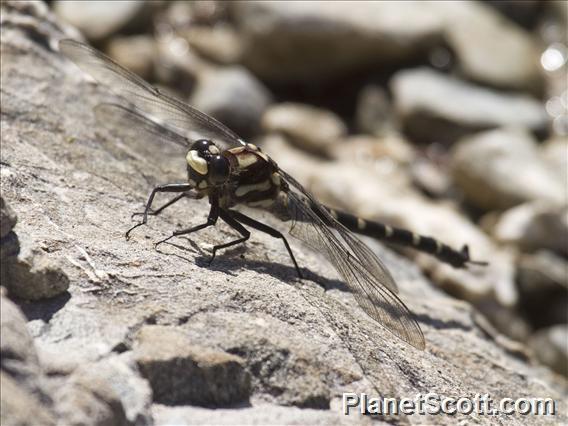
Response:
262,103,346,156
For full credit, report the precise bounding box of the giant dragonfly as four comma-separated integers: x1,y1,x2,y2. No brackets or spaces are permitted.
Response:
60,39,486,350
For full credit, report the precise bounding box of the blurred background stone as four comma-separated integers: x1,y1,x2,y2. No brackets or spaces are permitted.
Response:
229,1,443,83
53,0,156,43
529,325,568,377
106,35,157,81
391,69,547,145
450,128,564,210
262,103,347,156
190,65,272,140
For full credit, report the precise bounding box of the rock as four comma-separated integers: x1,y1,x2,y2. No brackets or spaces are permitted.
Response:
1,295,41,384
229,1,443,82
432,1,543,93
391,68,547,144
262,103,346,156
541,137,568,183
529,325,568,377
486,0,542,28
134,326,251,407
0,231,20,263
409,159,452,198
328,135,416,167
492,202,568,257
154,36,204,96
53,1,153,42
2,235,70,301
106,36,157,81
190,66,272,140
2,5,568,425
1,197,17,239
180,24,243,65
1,372,56,426
54,355,153,426
517,251,568,328
450,128,565,210
355,85,396,137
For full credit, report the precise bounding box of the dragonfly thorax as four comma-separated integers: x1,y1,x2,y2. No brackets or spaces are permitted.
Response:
186,139,230,189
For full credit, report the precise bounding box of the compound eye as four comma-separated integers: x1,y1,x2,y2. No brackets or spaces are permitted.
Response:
209,155,230,184
191,139,212,154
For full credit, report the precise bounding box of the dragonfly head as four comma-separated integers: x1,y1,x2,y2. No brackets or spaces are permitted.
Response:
186,139,230,189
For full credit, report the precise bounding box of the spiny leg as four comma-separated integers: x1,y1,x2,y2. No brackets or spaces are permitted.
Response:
229,209,302,278
154,195,219,248
208,209,251,265
126,183,193,239
131,193,185,218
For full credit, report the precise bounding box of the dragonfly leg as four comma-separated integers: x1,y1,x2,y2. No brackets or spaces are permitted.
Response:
131,193,185,218
229,209,302,279
126,183,193,239
208,209,251,265
154,195,219,247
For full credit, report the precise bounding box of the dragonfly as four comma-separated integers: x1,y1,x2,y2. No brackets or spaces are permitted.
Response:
60,39,486,350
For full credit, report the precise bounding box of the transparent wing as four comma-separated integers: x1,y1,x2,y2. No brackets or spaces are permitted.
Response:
60,39,244,150
280,171,400,294
94,103,190,149
277,172,424,349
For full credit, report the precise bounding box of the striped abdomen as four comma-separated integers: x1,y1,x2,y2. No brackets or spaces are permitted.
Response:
328,208,481,268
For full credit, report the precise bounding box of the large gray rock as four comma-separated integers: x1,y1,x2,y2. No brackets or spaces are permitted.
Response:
450,128,565,210
391,68,547,144
1,3,566,424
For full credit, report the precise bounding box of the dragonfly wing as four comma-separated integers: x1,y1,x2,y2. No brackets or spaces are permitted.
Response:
94,103,190,149
60,39,245,150
276,173,424,349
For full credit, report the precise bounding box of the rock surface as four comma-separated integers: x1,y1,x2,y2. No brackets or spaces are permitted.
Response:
391,68,547,144
134,325,251,407
1,3,566,425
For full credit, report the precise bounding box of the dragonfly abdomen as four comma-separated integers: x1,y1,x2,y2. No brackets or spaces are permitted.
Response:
328,209,474,268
